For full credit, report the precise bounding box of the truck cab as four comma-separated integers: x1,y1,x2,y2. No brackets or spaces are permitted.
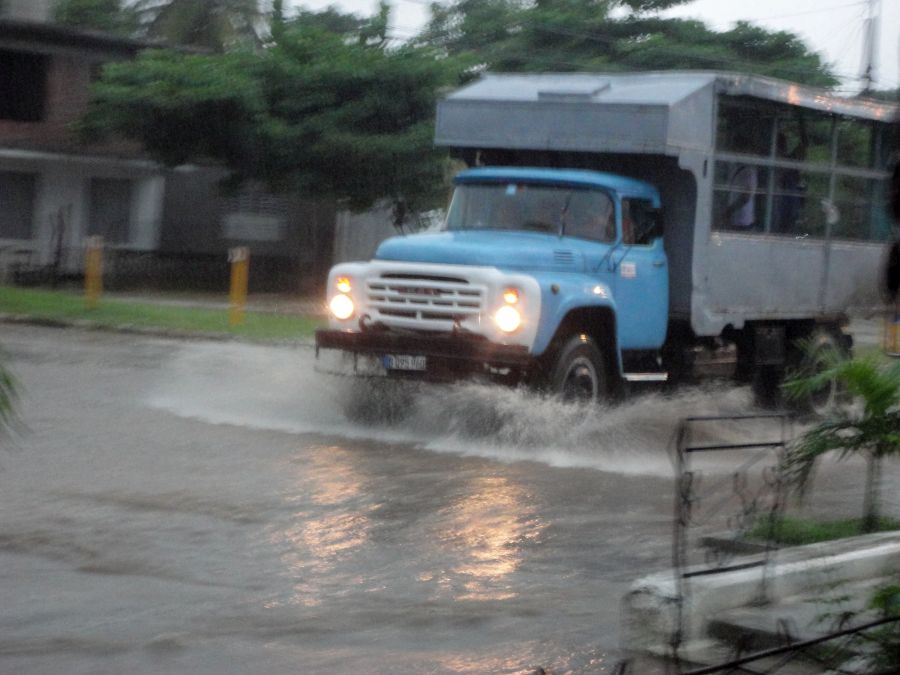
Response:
316,167,668,400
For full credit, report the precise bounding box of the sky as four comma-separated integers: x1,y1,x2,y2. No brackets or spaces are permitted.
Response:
286,0,900,94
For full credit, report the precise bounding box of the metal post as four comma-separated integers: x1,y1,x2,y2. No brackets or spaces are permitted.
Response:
84,236,103,310
228,246,250,326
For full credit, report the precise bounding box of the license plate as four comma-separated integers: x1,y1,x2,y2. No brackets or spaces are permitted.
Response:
382,354,427,371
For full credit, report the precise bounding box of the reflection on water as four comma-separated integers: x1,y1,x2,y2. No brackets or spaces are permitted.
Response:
435,475,544,602
269,445,374,607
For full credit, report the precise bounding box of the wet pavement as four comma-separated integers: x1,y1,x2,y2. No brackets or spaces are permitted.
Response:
0,324,895,674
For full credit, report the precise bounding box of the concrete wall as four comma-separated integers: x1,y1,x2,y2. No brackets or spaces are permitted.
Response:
158,166,337,291
333,203,398,264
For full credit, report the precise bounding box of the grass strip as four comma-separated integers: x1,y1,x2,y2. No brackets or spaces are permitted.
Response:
752,515,900,546
0,286,323,340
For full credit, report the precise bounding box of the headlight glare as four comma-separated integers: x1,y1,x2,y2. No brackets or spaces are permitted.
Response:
494,305,521,333
502,288,519,304
329,294,354,320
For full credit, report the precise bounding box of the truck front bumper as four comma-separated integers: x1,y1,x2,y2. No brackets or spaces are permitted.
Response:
315,329,533,380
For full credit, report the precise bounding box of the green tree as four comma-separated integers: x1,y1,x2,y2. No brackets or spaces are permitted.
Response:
418,0,837,87
82,9,454,213
52,0,139,35
133,0,265,50
784,353,900,532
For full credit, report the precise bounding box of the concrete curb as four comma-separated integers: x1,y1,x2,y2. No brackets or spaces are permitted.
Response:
622,531,900,654
0,313,316,348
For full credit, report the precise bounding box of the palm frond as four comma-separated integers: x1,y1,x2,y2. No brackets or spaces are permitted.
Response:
782,351,900,515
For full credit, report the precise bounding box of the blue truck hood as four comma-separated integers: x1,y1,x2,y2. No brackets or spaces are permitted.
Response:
374,231,588,272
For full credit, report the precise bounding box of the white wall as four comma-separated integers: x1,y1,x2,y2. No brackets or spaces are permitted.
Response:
0,152,165,272
33,165,85,267
130,175,165,250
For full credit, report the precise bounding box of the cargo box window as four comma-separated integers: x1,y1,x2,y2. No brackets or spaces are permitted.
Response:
831,176,891,241
835,118,874,169
776,112,833,167
0,49,48,122
712,162,770,233
716,100,774,157
769,169,829,238
0,171,37,239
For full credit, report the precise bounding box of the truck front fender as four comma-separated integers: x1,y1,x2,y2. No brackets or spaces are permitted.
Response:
530,275,619,365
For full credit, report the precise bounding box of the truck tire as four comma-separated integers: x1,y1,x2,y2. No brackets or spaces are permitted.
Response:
752,326,847,413
550,335,608,403
789,327,848,417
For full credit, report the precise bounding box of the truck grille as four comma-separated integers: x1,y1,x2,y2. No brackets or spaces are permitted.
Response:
367,273,486,328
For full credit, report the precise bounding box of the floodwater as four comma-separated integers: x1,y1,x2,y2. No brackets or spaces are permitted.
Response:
0,325,890,674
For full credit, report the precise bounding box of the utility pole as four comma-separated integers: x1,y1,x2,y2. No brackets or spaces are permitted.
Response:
859,0,880,94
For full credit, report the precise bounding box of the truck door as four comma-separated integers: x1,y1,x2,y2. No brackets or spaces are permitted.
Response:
611,198,669,350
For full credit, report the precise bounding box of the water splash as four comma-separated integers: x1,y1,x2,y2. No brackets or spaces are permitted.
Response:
147,341,767,476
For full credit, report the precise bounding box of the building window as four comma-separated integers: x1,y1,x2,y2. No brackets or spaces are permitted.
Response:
0,171,37,239
0,49,49,122
89,178,133,244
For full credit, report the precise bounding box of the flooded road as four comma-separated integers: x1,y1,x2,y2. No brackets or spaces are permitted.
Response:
0,325,893,674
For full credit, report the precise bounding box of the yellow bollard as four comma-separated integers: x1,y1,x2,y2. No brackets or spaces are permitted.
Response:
84,236,103,310
228,246,250,326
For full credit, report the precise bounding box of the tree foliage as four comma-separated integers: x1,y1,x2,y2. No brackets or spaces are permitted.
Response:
84,12,454,212
132,0,265,51
783,352,900,532
419,0,837,86
52,0,139,36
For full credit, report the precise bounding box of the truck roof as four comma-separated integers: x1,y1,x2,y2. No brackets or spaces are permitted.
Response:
455,167,660,202
436,70,899,156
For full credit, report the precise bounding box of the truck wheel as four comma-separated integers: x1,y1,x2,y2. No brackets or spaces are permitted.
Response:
789,327,848,417
550,335,608,403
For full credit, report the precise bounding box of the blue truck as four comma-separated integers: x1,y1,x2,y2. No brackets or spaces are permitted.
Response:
315,72,899,406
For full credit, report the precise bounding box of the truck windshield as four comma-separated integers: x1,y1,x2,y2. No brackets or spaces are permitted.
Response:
445,183,615,242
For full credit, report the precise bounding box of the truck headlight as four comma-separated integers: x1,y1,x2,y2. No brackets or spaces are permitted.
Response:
494,305,521,333
330,294,354,320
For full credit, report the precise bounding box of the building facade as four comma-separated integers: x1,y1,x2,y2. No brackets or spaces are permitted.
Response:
0,19,165,281
0,16,335,292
